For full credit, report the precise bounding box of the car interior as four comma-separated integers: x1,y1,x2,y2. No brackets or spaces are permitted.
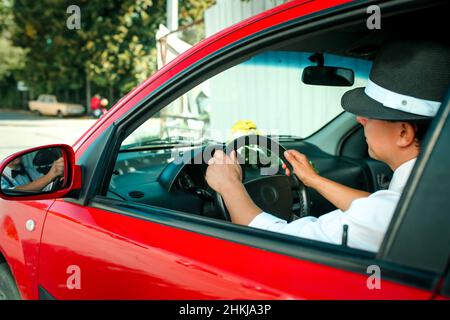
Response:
105,1,449,223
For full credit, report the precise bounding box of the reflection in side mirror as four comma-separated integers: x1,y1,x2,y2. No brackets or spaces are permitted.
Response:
302,66,355,87
0,147,67,196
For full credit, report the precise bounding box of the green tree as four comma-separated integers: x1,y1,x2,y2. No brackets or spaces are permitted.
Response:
10,0,168,102
81,0,166,95
0,0,26,109
5,0,230,108
0,0,24,80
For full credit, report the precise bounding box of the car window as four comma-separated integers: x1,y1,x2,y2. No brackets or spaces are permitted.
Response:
121,51,371,149
111,51,372,203
113,52,370,198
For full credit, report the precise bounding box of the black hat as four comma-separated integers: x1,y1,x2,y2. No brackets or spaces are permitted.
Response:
33,148,60,174
342,40,450,121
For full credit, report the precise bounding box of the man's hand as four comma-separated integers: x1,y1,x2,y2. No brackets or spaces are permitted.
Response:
47,157,65,180
205,150,261,225
282,150,319,187
205,150,242,195
283,149,370,211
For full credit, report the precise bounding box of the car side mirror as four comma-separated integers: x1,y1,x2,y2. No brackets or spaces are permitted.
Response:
0,144,82,200
302,66,355,86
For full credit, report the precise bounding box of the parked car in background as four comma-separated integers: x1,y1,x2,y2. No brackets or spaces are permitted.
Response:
28,95,85,118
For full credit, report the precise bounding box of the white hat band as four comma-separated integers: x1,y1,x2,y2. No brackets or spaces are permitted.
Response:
365,79,441,117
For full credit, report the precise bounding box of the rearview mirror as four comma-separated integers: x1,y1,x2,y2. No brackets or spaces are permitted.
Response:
0,144,82,200
302,66,355,87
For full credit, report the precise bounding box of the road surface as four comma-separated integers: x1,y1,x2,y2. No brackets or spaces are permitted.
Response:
0,110,97,161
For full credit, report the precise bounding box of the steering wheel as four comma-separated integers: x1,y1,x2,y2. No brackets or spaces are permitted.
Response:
213,134,310,222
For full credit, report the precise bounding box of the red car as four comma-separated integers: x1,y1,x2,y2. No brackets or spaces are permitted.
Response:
1,0,449,300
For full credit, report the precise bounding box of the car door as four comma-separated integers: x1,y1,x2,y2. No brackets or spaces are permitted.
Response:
37,195,436,299
36,0,445,299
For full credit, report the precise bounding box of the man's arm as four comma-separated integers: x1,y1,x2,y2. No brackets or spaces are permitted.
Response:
14,174,56,192
220,183,262,225
309,176,370,212
14,157,64,192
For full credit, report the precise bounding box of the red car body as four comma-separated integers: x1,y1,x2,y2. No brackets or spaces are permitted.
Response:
1,0,449,300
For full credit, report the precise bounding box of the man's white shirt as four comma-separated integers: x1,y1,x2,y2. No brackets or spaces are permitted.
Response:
249,158,417,252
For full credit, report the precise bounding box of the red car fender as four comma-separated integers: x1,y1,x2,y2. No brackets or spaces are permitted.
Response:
0,199,55,299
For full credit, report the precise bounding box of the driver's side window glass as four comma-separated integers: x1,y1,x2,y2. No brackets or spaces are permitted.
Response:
110,51,371,208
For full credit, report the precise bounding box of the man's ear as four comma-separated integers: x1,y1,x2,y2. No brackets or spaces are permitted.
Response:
396,122,417,148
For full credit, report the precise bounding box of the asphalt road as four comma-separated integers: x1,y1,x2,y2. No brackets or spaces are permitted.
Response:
0,110,97,161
